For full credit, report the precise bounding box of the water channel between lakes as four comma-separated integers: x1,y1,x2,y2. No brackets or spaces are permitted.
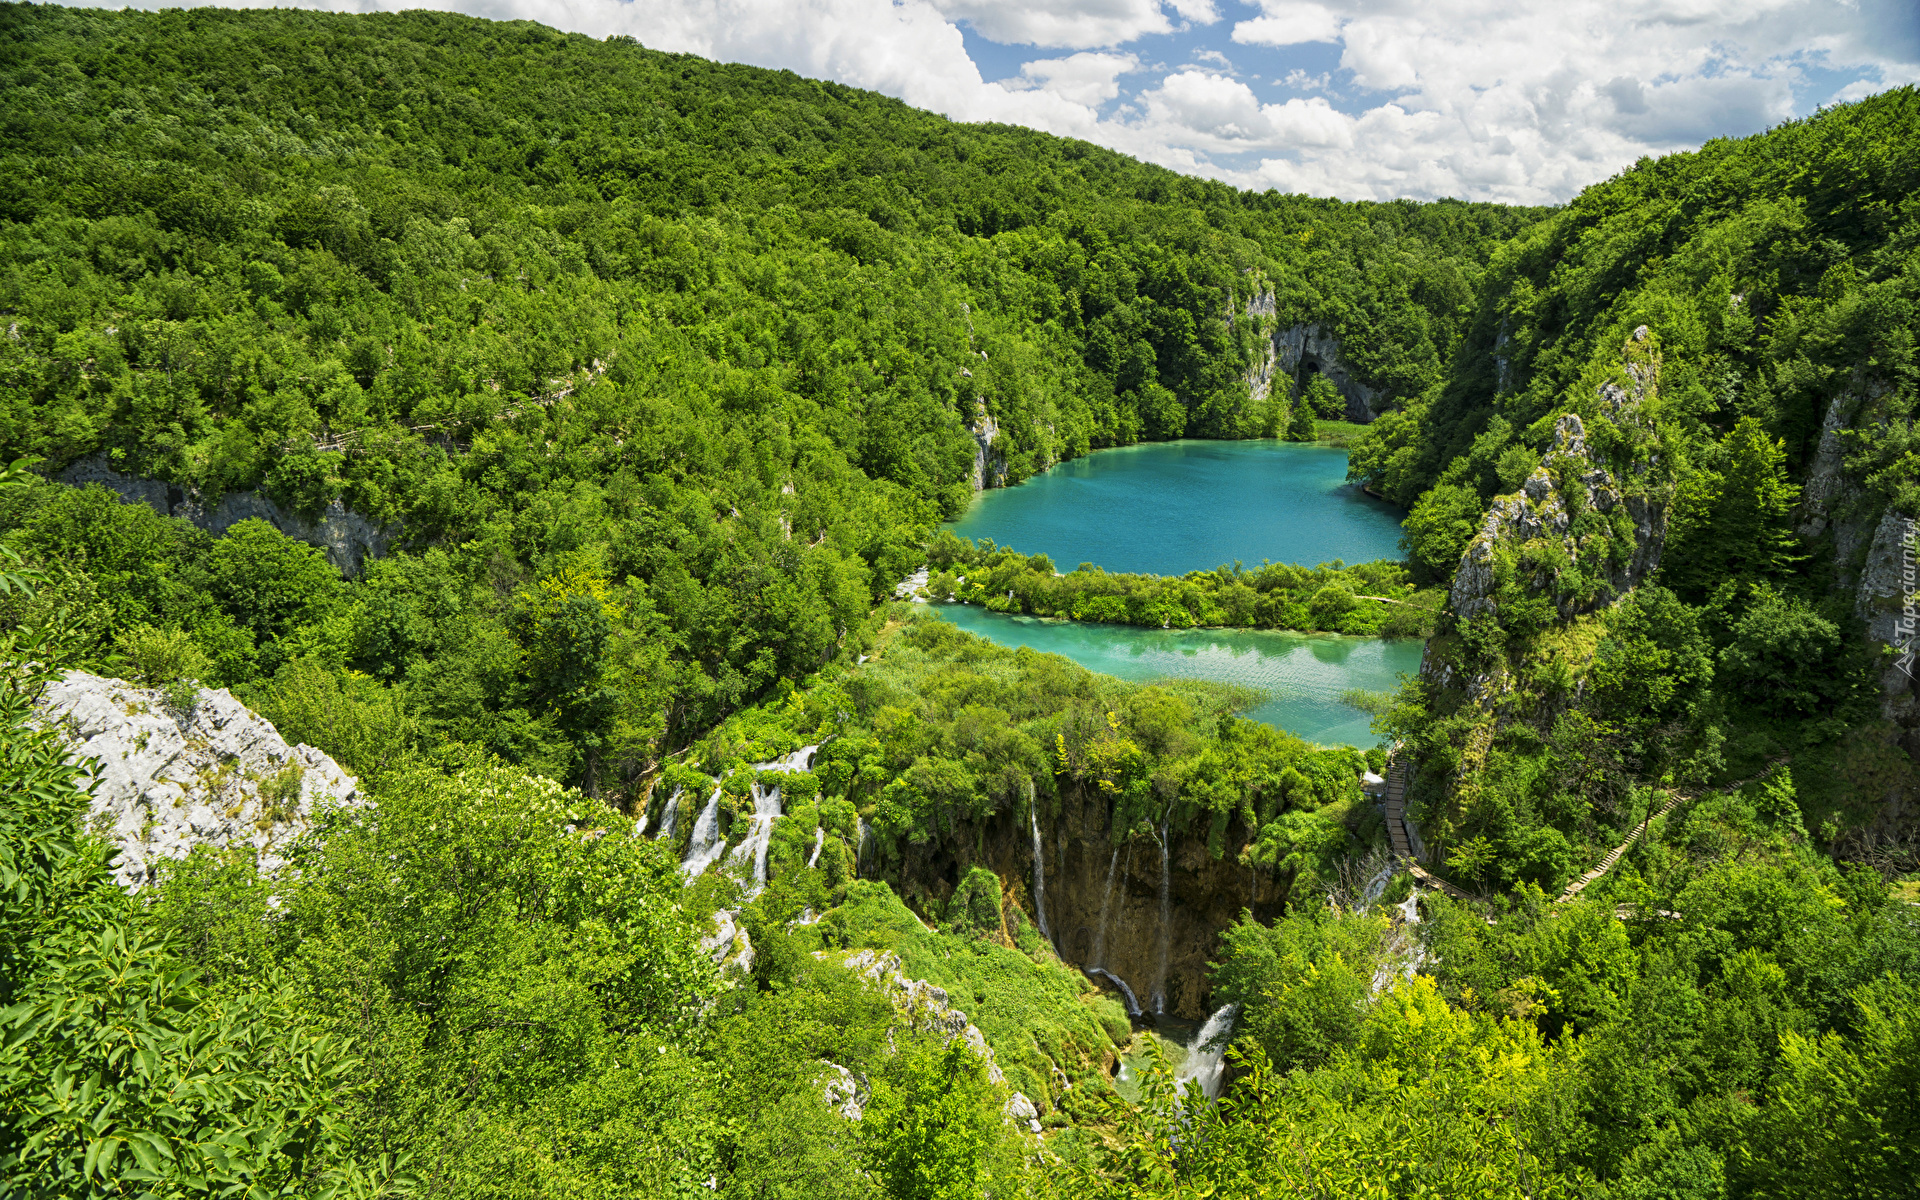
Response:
934,439,1422,748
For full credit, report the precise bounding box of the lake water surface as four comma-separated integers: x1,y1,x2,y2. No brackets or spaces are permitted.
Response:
947,440,1404,574
934,605,1419,748
933,440,1417,747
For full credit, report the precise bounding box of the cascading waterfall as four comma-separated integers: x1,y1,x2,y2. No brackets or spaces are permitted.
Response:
1356,859,1395,910
1151,822,1171,1015
1369,891,1429,996
682,746,819,887
1091,849,1119,966
726,779,784,895
855,817,869,873
1088,968,1143,1017
725,745,820,895
680,785,728,880
807,827,825,868
1173,1004,1238,1102
1028,796,1051,945
654,786,681,843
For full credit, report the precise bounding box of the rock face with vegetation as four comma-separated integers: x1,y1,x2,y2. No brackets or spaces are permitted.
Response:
57,453,391,576
36,670,358,891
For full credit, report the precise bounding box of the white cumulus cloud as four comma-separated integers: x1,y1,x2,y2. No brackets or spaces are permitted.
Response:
82,0,1920,202
1010,52,1141,107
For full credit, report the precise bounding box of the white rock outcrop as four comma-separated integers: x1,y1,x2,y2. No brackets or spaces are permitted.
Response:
822,1062,866,1120
1237,289,1386,423
833,948,1005,1085
701,909,756,974
36,671,359,892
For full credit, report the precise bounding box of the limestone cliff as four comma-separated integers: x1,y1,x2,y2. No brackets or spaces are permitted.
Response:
36,670,359,892
1238,289,1388,424
885,782,1286,1021
56,452,391,576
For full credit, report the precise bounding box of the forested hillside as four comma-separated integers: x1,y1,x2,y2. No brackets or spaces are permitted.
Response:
2,5,1918,1199
0,2,1534,789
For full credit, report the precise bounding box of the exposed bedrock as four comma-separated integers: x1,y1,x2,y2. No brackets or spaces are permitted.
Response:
56,452,391,576
1238,290,1388,424
36,670,360,892
886,782,1286,1022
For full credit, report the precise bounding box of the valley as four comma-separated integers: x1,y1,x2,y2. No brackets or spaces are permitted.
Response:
0,7,1915,1199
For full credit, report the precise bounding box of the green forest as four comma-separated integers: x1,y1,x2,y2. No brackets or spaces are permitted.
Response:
2,6,1916,1199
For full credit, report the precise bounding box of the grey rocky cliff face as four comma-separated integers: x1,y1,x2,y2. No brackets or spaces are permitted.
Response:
36,670,359,892
1856,510,1918,726
57,453,391,576
1447,405,1666,630
1238,290,1386,423
970,403,1004,492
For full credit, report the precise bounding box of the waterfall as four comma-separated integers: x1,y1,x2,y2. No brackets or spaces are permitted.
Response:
1357,860,1394,910
855,817,868,873
679,785,727,880
681,746,818,887
1151,822,1170,1015
1092,849,1119,966
1029,798,1051,944
1174,1004,1238,1102
1088,968,1143,1017
1369,891,1429,996
725,778,784,895
726,745,821,896
807,827,825,868
654,786,682,843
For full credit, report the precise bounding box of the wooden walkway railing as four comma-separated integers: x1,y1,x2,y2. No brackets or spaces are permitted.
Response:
1557,791,1681,903
1382,752,1480,903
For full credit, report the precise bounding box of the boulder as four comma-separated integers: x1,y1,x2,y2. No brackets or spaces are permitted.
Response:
36,670,358,892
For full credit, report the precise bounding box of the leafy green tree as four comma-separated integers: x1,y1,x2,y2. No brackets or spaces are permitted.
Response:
863,1040,1014,1200
1284,394,1318,441
206,520,345,676
1400,483,1484,582
1716,583,1842,715
1664,418,1805,599
1302,372,1346,419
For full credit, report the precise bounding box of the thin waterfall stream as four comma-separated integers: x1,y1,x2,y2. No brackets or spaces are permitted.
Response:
1152,822,1171,1015
1029,797,1051,945
678,785,728,881
1092,849,1119,966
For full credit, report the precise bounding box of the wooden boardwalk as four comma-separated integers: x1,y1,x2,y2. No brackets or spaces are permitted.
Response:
1557,791,1681,904
1382,752,1480,903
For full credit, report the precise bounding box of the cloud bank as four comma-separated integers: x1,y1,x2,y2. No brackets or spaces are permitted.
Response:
85,0,1920,202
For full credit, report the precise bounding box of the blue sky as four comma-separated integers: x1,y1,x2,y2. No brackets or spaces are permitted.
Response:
99,0,1920,203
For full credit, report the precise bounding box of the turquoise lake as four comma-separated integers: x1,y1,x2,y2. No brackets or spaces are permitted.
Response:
932,605,1421,748
932,440,1418,747
946,440,1405,574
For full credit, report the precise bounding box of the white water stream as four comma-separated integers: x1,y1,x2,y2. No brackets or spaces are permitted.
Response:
679,785,728,881
1092,849,1119,965
680,746,819,888
1173,1004,1238,1102
1088,967,1143,1017
1029,802,1051,944
723,745,819,895
1151,823,1171,1015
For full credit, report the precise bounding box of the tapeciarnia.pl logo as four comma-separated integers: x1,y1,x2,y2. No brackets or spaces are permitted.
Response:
1898,523,1916,680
